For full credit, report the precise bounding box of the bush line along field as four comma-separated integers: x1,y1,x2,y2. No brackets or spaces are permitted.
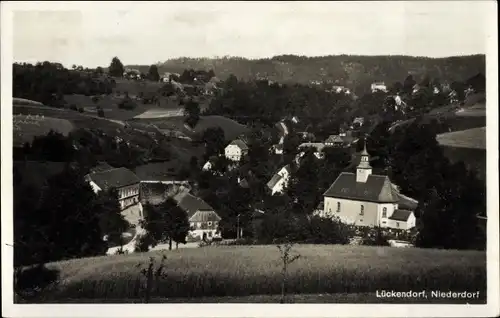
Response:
40,245,486,303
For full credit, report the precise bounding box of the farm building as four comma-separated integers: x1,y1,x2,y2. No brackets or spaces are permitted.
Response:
321,142,418,230
225,139,249,162
267,165,292,195
173,191,222,241
85,166,143,225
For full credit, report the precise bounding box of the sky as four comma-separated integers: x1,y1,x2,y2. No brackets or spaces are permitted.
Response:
9,1,494,68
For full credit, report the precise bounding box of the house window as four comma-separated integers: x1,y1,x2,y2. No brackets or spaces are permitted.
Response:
360,205,364,216
208,221,212,226
190,222,195,228
382,207,387,218
396,222,400,228
337,202,341,212
208,231,212,237
197,222,202,228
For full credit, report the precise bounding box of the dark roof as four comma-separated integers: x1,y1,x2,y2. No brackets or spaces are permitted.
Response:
395,192,419,211
190,211,221,222
323,172,398,203
87,167,140,191
267,173,283,189
229,139,249,150
325,135,344,143
388,209,413,221
173,192,215,218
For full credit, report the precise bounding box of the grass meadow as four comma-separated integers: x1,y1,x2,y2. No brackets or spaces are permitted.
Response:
33,245,486,303
13,114,74,147
134,115,249,141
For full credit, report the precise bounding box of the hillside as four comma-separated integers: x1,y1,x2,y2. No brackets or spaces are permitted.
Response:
128,54,485,93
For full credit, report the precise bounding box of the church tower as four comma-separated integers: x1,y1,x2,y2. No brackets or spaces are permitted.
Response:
356,139,372,183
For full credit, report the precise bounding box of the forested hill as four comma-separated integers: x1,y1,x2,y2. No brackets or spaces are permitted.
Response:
128,54,485,93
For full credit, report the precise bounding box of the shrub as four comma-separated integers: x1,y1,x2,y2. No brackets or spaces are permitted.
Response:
78,107,84,113
118,98,137,110
69,104,78,111
97,109,105,117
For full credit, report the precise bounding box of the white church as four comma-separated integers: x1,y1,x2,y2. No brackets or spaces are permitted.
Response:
321,143,418,230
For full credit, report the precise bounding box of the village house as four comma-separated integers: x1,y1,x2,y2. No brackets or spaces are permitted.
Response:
324,135,345,148
296,143,326,165
85,166,143,225
225,139,249,162
267,165,292,195
320,143,418,230
173,191,222,241
371,82,388,93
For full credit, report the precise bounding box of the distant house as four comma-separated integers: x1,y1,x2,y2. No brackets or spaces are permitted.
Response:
225,139,249,162
173,191,222,241
291,116,299,124
324,135,345,147
267,165,291,195
353,117,364,128
85,167,143,225
297,143,326,162
275,121,289,137
371,82,388,93
321,143,417,230
270,143,284,155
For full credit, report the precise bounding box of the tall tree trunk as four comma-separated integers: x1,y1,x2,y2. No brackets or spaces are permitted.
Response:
169,238,172,250
176,242,179,250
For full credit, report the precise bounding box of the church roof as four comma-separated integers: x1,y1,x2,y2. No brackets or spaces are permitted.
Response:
323,172,398,203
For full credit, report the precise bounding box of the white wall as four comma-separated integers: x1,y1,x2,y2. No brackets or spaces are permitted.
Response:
387,213,416,230
324,197,382,227
225,144,242,161
378,203,398,228
271,177,287,195
88,180,101,194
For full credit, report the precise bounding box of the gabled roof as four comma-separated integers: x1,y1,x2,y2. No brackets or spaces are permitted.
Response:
323,172,398,203
388,209,413,221
190,210,221,223
86,167,140,191
173,191,215,218
267,174,284,190
228,139,249,150
325,135,344,143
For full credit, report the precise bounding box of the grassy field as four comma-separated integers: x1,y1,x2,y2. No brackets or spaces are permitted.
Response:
34,245,486,303
13,105,123,131
134,115,249,141
63,94,152,121
436,127,486,150
13,114,75,147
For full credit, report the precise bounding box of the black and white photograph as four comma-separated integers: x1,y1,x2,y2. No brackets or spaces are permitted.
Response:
1,1,498,317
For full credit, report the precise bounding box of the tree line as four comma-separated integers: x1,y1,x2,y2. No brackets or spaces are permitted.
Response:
156,54,485,94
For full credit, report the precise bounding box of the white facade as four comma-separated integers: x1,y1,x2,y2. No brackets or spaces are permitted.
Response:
371,83,388,93
202,160,213,171
387,213,416,230
323,197,398,228
225,144,247,161
269,166,291,195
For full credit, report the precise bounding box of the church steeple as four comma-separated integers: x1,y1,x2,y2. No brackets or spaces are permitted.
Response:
356,138,372,183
